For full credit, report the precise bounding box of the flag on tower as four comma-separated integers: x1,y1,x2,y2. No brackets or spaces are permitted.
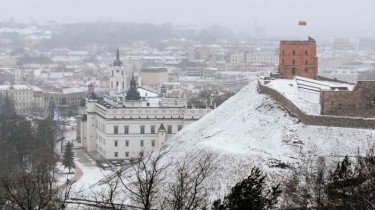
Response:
299,20,307,26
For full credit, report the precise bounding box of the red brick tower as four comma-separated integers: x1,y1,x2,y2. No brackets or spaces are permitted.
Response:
278,37,318,79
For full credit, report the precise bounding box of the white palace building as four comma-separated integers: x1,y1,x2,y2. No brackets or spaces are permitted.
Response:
76,51,211,161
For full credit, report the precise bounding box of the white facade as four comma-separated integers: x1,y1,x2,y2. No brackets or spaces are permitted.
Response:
77,54,211,161
79,94,210,161
109,50,128,97
295,76,352,103
246,50,279,65
0,85,45,115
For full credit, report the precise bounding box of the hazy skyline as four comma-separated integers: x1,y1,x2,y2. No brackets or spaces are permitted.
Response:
0,0,374,39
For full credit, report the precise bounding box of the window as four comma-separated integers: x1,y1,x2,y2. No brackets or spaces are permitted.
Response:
114,126,118,134
124,126,129,134
178,125,183,131
305,68,308,73
140,140,144,147
114,140,118,147
292,67,296,76
125,152,129,157
167,125,172,134
292,60,295,65
152,140,156,147
114,152,118,157
140,125,145,134
305,50,308,55
282,50,285,55
282,59,284,65
305,60,308,65
151,125,155,134
292,50,295,55
125,140,129,147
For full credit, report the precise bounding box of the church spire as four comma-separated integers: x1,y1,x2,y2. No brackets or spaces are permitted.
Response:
125,73,141,101
113,49,122,67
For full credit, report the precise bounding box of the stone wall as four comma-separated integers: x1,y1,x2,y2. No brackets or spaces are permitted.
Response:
320,81,375,118
258,81,375,129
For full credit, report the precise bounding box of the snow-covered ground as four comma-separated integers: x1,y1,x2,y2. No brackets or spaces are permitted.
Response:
69,81,375,203
265,79,321,115
155,81,375,200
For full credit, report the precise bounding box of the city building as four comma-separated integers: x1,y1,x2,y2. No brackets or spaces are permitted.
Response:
77,55,211,161
140,67,169,85
0,84,45,115
278,37,318,79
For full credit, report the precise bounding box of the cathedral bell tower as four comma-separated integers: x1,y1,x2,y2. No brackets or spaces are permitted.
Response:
109,49,128,97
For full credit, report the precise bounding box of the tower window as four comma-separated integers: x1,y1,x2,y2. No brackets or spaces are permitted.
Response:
167,125,172,134
282,59,284,65
292,60,295,65
292,50,295,55
292,67,296,76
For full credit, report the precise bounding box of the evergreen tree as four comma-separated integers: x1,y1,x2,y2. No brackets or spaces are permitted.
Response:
62,142,75,174
0,91,16,122
214,167,282,210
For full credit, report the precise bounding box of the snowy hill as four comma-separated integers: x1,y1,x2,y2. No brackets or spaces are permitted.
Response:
159,81,375,199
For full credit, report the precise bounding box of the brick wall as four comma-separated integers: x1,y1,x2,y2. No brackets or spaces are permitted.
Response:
278,39,318,80
258,81,375,129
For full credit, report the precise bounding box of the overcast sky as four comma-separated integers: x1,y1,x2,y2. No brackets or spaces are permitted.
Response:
0,0,374,39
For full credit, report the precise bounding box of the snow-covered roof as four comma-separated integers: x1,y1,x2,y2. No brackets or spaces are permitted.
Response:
295,76,353,92
62,87,86,94
0,85,32,91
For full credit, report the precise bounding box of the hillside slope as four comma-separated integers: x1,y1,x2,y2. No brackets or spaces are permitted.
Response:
161,81,375,198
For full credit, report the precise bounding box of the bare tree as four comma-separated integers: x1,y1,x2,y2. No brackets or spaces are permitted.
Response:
117,149,170,210
0,172,74,210
163,150,217,210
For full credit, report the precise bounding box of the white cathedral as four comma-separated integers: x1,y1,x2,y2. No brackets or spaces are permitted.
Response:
76,50,211,161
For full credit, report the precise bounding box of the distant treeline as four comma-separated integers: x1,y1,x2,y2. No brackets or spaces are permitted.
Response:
40,22,234,50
